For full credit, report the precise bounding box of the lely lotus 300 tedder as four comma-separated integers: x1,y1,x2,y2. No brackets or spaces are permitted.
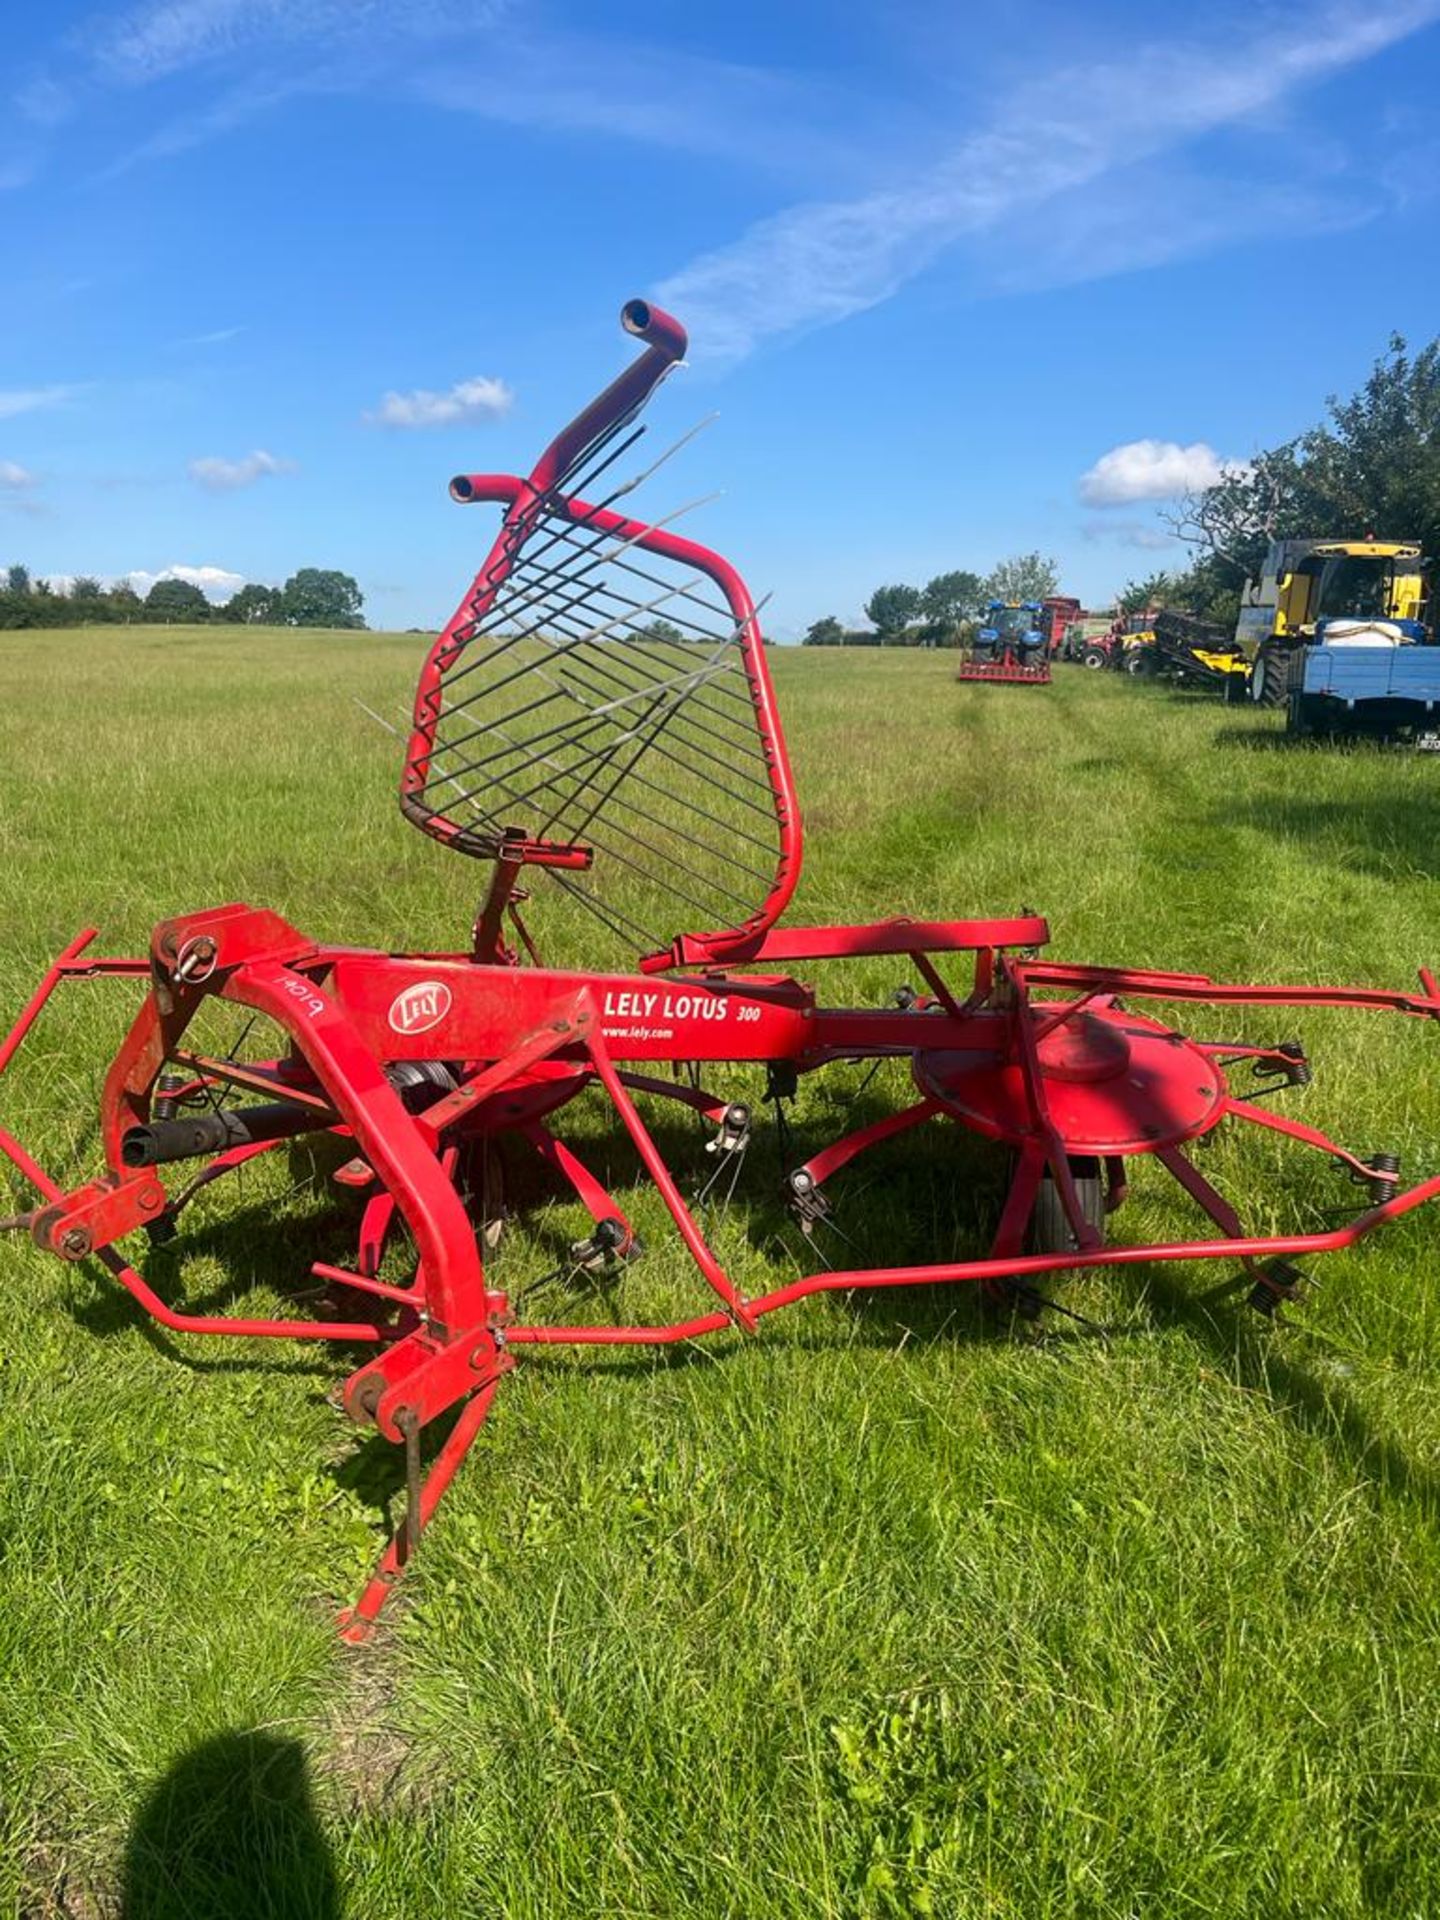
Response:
4,302,1440,1638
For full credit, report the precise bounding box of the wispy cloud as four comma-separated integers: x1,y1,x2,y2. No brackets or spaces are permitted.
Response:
365,375,513,429
91,75,312,180
188,447,294,489
1080,520,1184,552
173,324,245,348
39,0,871,188
77,0,509,88
1080,440,1238,507
411,33,867,178
656,1,1440,364
0,461,36,490
21,0,510,183
0,385,77,419
14,75,72,127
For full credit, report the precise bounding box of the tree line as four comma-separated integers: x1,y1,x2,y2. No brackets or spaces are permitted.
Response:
802,552,1061,646
1120,333,1440,631
0,566,366,630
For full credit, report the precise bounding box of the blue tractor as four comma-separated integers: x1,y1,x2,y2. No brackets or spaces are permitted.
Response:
959,600,1050,683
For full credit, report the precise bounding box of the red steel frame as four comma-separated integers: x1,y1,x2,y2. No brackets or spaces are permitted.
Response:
4,305,1440,1640
401,297,803,970
957,657,1052,685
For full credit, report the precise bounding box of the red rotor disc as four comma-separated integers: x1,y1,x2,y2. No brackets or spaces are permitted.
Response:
914,1008,1227,1155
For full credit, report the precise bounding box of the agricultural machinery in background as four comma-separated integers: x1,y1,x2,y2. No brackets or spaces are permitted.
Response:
1040,595,1082,654
1058,612,1119,666
958,600,1051,683
1126,609,1250,696
1237,537,1438,741
5,302,1440,1640
1060,610,1156,672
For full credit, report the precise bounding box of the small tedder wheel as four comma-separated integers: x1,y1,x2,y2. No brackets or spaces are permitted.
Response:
1026,1157,1106,1257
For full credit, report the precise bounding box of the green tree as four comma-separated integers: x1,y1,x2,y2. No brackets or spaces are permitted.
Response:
638,618,686,645
1302,335,1440,556
281,568,365,629
1166,442,1300,585
223,582,283,624
1116,572,1183,617
802,616,845,647
6,564,30,595
864,583,920,643
1168,333,1440,617
983,552,1060,604
145,578,211,624
919,570,984,646
105,582,143,622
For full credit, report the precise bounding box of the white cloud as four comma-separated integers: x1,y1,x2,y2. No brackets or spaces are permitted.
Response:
365,374,513,429
0,385,75,419
125,563,248,603
188,447,294,490
0,462,36,489
655,1,1440,363
1079,439,1238,506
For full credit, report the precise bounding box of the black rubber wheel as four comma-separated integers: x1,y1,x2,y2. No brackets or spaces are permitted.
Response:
1026,1156,1106,1256
1081,645,1109,670
1251,642,1297,709
1125,649,1154,677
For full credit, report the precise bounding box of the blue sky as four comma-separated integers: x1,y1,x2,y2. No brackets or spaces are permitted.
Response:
4,0,1440,635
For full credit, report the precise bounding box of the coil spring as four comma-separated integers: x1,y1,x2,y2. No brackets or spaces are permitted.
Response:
152,1069,187,1122
1368,1152,1401,1205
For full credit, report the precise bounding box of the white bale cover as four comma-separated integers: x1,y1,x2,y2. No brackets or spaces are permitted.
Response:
1321,619,1406,647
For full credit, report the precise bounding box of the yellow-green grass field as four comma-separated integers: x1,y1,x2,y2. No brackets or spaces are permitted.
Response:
3,627,1440,1917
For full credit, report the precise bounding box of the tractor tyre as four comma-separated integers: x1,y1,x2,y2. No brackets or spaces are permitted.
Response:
1125,649,1153,677
1287,690,1330,740
1251,642,1298,709
1081,645,1109,671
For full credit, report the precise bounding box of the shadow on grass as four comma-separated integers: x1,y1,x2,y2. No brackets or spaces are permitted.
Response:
1205,790,1440,882
1208,723,1307,752
1143,1263,1440,1518
122,1731,339,1919
59,1076,1439,1524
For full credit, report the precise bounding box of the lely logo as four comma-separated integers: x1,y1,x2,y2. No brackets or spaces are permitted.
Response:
387,980,453,1037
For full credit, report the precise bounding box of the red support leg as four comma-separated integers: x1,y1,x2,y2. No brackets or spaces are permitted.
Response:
520,1120,637,1243
791,1098,942,1190
1156,1144,1246,1237
338,1367,509,1643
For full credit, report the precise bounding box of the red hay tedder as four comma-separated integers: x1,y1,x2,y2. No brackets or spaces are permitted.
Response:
5,301,1440,1638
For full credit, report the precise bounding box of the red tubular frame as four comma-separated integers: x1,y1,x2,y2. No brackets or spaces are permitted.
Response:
400,302,803,966
6,299,1440,1642
6,907,1440,1635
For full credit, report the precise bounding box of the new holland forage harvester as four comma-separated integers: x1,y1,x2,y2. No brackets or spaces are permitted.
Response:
958,599,1051,683
6,301,1440,1640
